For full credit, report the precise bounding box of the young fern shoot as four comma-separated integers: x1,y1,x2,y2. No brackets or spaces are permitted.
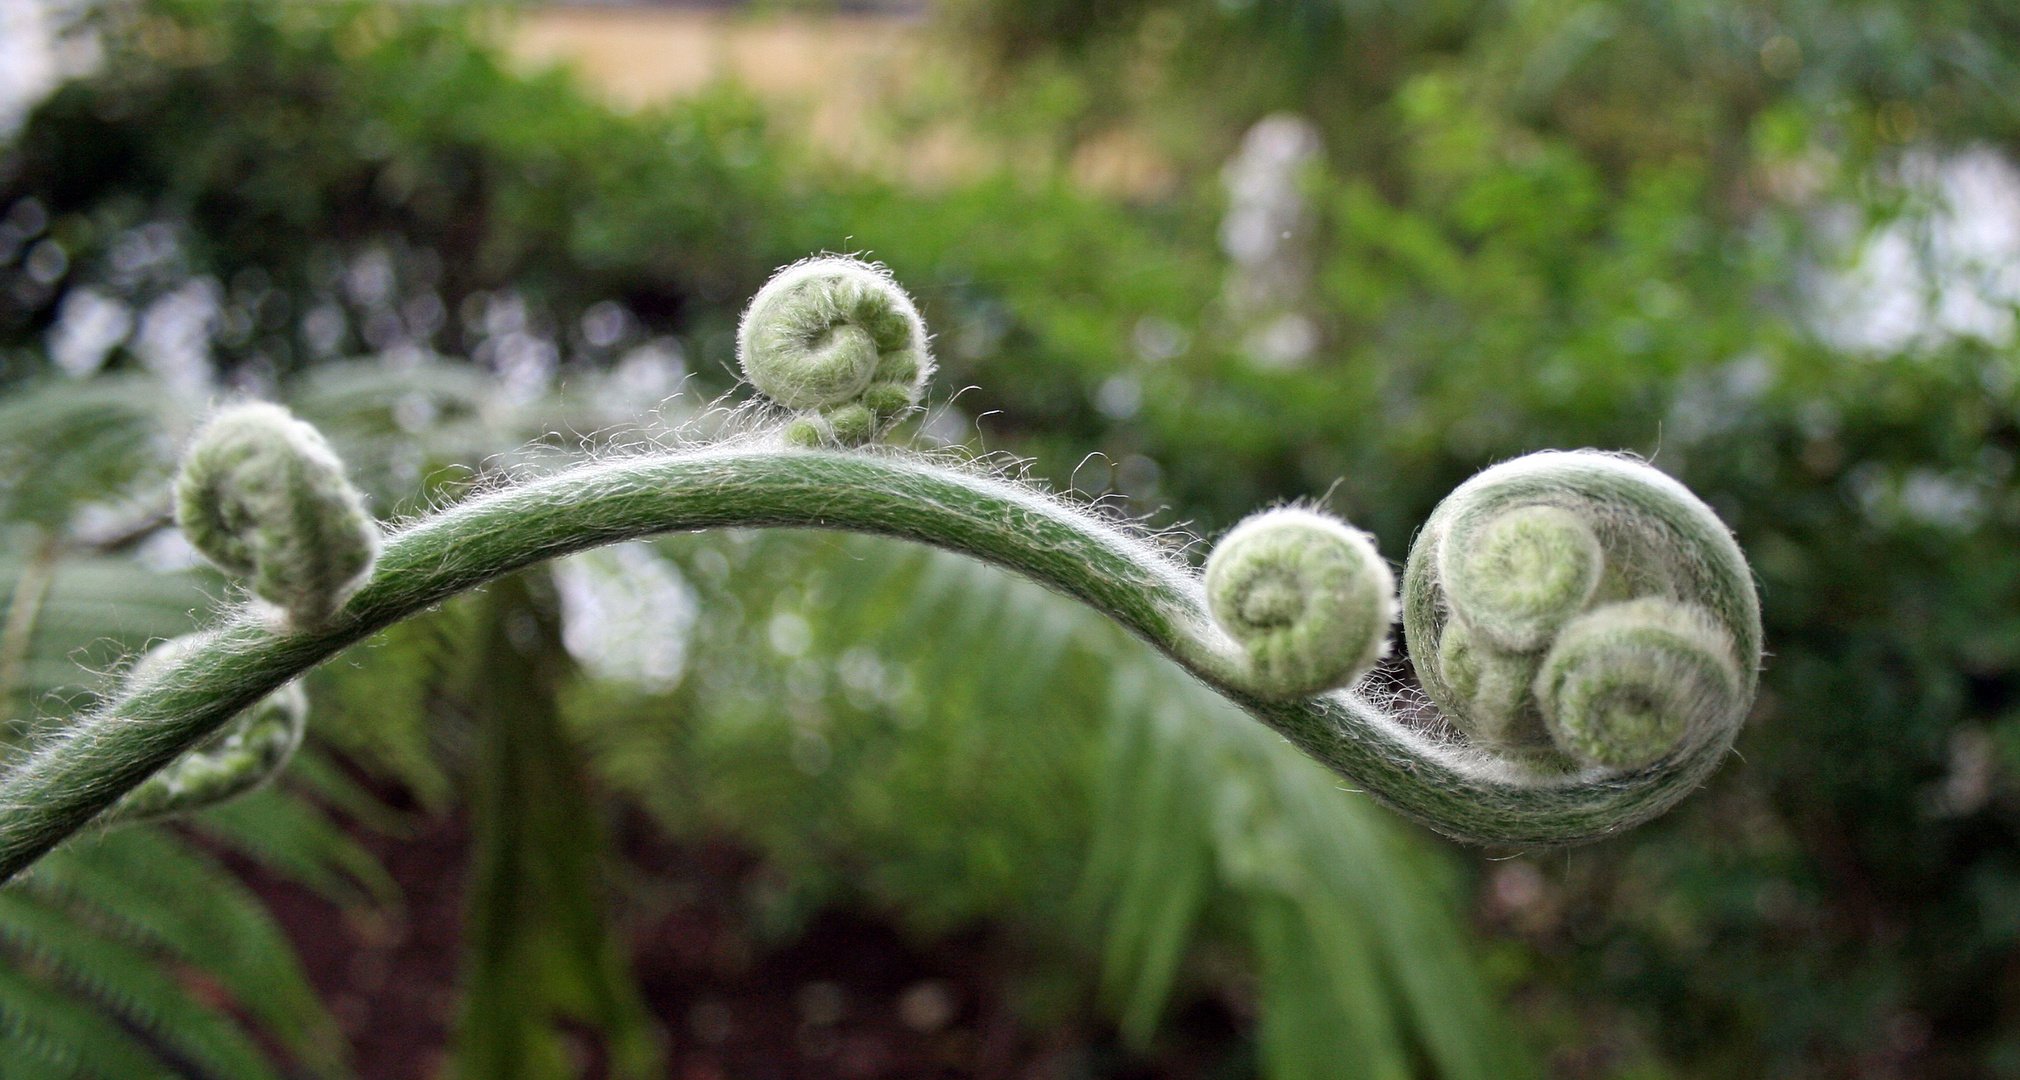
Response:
1200,508,1394,699
92,400,371,824
96,638,308,826
738,257,933,447
174,401,380,629
0,256,1762,882
1404,454,1759,774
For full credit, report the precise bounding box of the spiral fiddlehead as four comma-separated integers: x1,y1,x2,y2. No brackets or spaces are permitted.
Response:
737,256,933,447
88,400,370,825
95,637,307,825
174,402,380,629
0,260,1767,881
1198,508,1394,699
1402,452,1759,773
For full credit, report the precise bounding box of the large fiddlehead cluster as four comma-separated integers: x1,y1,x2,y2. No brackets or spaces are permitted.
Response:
0,257,1763,882
1404,453,1759,774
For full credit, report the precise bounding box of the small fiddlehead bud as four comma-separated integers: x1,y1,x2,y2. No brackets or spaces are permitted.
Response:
1203,507,1394,699
737,256,932,447
1441,504,1601,652
1403,451,1761,773
1533,598,1741,770
99,637,308,825
174,402,378,629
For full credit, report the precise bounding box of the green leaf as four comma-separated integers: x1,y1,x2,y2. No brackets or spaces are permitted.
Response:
19,826,350,1078
0,891,281,1080
449,571,664,1080
190,783,399,912
593,532,1532,1079
0,957,174,1080
0,378,176,529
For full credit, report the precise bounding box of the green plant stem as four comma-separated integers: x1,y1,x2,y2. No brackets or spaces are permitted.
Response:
0,447,1731,881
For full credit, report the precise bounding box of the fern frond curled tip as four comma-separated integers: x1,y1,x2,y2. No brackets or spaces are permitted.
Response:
174,402,379,629
1403,451,1761,774
738,257,933,447
1201,507,1394,700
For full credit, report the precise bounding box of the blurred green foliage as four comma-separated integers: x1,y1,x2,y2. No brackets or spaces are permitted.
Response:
5,0,2020,1076
565,529,1523,1079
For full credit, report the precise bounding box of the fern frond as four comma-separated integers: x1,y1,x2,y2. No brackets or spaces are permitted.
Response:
188,782,399,911
1247,891,1409,1080
17,826,348,1077
1077,696,1211,1045
450,571,665,1080
284,742,423,838
288,358,516,509
287,353,696,511
0,377,180,528
581,531,1529,1078
0,958,173,1080
305,603,478,815
0,891,281,1080
1113,664,1535,1080
0,379,353,1078
0,552,214,720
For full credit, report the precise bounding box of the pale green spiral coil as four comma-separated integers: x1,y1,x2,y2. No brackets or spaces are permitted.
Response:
174,402,379,629
1201,507,1395,700
1441,503,1601,652
737,257,934,447
97,637,307,825
1402,451,1760,773
1534,598,1742,769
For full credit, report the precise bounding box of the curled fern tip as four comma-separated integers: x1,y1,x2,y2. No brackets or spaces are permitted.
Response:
99,636,309,826
1403,450,1761,775
1203,507,1395,700
738,256,932,447
174,401,378,629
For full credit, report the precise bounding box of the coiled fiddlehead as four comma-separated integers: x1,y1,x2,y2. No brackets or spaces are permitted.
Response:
174,402,380,629
1403,452,1759,773
1200,508,1393,699
738,256,933,447
0,261,1766,882
96,637,307,825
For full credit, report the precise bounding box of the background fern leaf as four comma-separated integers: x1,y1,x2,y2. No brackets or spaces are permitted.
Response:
564,530,1530,1077
0,958,174,1080
0,378,371,1079
17,826,349,1076
0,891,283,1080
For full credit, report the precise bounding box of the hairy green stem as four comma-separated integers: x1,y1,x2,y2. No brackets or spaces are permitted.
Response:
0,446,1738,880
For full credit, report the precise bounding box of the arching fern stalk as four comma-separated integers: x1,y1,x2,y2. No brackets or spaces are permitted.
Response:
0,256,1761,880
